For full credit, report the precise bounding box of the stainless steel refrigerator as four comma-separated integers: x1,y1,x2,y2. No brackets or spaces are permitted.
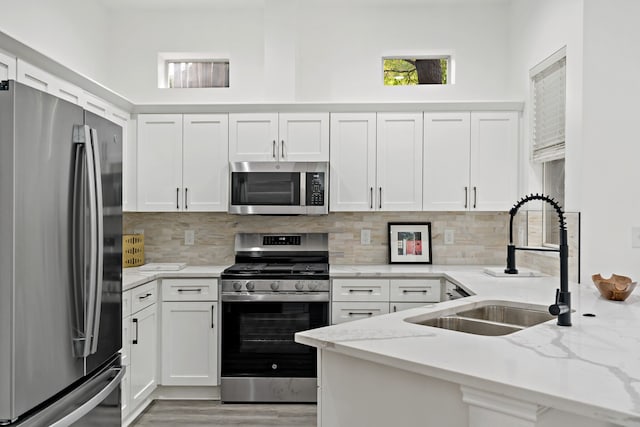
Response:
0,80,123,426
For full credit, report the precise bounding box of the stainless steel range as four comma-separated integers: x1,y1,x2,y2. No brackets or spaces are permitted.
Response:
220,233,329,403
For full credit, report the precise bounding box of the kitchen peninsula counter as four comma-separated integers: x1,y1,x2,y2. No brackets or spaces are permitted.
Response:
297,265,640,427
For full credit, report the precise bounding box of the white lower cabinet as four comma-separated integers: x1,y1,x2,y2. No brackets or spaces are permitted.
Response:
161,301,218,386
331,278,443,323
127,280,158,414
160,278,219,386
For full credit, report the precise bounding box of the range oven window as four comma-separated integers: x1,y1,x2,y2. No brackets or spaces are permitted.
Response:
231,172,300,206
221,301,328,378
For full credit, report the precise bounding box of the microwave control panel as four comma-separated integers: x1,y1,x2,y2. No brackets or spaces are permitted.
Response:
306,172,325,206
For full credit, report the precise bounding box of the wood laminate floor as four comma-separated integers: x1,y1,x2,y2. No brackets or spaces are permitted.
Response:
130,400,317,427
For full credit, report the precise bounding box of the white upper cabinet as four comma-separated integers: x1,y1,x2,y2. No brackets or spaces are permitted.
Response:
423,112,471,210
423,111,519,211
376,113,423,211
470,111,519,211
183,114,229,212
229,113,329,162
137,114,183,212
330,113,377,211
16,59,53,92
330,112,422,211
0,50,16,81
137,114,228,212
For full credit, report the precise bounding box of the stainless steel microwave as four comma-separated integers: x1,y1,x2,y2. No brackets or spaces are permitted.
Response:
229,162,328,215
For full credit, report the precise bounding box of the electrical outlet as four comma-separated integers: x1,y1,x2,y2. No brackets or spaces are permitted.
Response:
133,229,144,235
361,229,371,245
632,227,640,248
185,230,195,246
444,229,455,245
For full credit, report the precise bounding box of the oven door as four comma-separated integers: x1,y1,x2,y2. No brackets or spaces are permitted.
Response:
220,297,328,402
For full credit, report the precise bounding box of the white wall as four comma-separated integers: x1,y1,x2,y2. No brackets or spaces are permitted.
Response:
508,0,583,210
0,0,110,84
106,0,514,104
579,0,640,282
106,4,266,104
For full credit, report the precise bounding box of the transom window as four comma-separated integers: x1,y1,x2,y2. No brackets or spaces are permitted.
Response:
166,60,229,88
383,56,450,86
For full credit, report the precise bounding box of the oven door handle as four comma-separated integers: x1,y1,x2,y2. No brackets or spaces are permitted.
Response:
221,293,329,303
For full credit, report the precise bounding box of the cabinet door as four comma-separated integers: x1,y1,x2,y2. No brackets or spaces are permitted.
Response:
137,114,183,211
51,76,84,105
376,113,423,211
0,50,16,81
183,114,229,211
161,302,218,386
229,113,278,161
389,278,441,303
278,113,329,161
82,92,109,118
130,304,157,408
423,112,471,211
470,112,519,211
329,113,377,211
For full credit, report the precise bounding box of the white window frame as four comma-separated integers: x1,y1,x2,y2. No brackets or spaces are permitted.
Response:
157,52,230,89
529,46,567,248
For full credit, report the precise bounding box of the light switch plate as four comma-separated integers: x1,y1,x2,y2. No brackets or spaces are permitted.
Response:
632,227,640,248
361,229,371,245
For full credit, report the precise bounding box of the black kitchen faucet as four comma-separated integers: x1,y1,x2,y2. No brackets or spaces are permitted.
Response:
504,193,571,326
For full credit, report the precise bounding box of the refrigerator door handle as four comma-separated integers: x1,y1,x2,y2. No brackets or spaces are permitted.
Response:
89,128,104,355
71,125,99,358
48,367,125,427
73,125,104,357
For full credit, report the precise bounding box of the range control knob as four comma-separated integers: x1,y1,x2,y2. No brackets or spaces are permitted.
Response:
270,281,280,291
294,281,304,291
246,281,255,291
308,281,318,291
232,282,242,291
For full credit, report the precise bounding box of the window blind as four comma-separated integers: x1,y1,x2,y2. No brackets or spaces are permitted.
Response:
531,56,566,163
167,61,229,88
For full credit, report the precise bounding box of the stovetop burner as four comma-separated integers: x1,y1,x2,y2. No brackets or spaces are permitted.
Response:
224,262,329,276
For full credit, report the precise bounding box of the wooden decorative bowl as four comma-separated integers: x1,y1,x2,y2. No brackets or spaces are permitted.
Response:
592,274,637,301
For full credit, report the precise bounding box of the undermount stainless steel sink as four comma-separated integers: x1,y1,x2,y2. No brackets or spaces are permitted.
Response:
416,316,523,336
405,301,555,336
455,305,555,327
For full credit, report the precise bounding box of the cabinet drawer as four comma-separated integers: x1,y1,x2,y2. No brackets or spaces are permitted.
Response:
389,279,441,303
390,302,433,313
332,279,389,302
131,280,158,314
162,278,218,302
331,302,389,324
122,290,132,319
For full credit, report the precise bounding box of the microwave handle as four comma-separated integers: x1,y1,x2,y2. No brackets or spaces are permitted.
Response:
300,172,306,206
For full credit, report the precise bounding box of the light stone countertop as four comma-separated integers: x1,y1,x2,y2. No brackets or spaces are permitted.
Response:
122,265,228,291
297,266,640,426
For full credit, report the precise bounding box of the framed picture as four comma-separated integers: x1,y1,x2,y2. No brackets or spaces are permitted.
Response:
388,222,432,264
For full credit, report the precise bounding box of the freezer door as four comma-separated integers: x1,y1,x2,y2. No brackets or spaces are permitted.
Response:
84,111,122,374
4,81,86,422
13,357,124,427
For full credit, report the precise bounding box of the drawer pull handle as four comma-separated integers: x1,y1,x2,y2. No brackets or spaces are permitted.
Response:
348,289,374,293
138,293,152,300
177,288,202,293
348,312,374,317
402,289,428,294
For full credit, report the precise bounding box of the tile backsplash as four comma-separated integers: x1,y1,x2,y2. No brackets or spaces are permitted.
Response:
123,211,511,266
